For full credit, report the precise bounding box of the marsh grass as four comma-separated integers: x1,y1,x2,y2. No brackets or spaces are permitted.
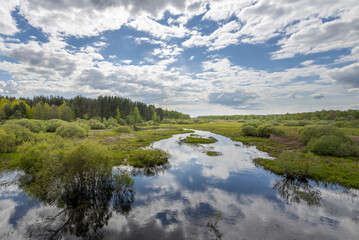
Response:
205,151,222,156
180,135,218,144
127,148,170,168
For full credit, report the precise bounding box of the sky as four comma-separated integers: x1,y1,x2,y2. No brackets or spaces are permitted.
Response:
0,0,358,116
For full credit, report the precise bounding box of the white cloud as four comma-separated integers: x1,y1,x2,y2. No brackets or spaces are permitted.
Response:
0,0,19,35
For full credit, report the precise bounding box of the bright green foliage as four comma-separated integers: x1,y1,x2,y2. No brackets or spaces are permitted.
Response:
104,117,118,127
10,119,47,133
126,115,135,125
56,123,88,138
113,126,131,133
62,142,113,181
241,125,258,136
116,108,121,122
46,119,67,132
1,123,34,145
88,119,106,129
0,129,16,153
133,107,141,123
307,135,358,157
33,102,45,119
128,148,170,167
58,102,73,121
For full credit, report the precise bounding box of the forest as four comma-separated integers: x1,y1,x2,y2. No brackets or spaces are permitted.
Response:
0,95,190,123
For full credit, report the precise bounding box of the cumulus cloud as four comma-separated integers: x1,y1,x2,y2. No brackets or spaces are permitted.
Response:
0,80,18,94
312,93,325,99
330,63,359,88
208,89,258,109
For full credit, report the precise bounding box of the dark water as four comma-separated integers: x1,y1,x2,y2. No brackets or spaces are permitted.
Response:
0,130,358,239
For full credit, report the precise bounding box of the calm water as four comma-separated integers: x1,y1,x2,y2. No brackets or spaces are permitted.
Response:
0,130,358,239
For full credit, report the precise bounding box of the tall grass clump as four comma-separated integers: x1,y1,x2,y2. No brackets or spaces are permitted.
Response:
56,122,88,138
128,148,170,167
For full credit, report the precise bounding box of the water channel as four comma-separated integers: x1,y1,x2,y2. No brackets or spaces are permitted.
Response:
0,130,358,239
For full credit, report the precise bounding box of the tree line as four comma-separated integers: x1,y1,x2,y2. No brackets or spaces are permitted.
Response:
197,109,359,121
0,95,190,123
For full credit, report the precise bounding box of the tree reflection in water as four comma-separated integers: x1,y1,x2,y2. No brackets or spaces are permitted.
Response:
17,143,135,240
273,177,322,206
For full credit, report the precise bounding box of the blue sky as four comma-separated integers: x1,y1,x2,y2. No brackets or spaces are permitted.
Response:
0,0,358,116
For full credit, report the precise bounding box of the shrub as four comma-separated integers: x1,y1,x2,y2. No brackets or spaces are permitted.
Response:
56,123,88,138
88,119,106,130
1,124,33,145
104,117,118,127
256,125,284,138
284,121,312,126
63,141,113,180
128,148,170,167
114,126,131,133
46,119,67,132
299,125,348,144
118,119,126,125
274,151,316,179
241,125,258,136
307,135,358,157
10,119,46,132
0,129,16,153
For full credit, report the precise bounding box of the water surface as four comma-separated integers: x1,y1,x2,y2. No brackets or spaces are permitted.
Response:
0,130,358,239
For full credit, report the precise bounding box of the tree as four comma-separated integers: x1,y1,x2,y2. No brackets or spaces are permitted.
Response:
33,102,45,119
116,108,121,123
59,102,73,121
133,107,141,123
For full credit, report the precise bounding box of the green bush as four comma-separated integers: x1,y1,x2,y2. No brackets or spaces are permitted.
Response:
1,124,33,145
62,141,113,180
274,151,316,179
46,119,67,132
284,120,312,126
88,119,106,130
10,119,46,132
128,148,170,167
0,129,16,153
114,126,131,133
241,125,258,136
118,118,126,125
103,117,118,127
299,125,348,144
56,123,88,138
307,135,358,157
256,125,285,138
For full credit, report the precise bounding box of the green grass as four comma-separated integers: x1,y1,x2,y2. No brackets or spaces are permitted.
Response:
254,152,359,189
180,135,218,144
127,148,170,167
205,151,222,156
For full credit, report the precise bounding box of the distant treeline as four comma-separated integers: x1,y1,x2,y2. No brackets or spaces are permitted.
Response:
197,109,359,121
0,95,190,122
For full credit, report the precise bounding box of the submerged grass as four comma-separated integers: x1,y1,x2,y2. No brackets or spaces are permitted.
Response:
205,151,222,156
